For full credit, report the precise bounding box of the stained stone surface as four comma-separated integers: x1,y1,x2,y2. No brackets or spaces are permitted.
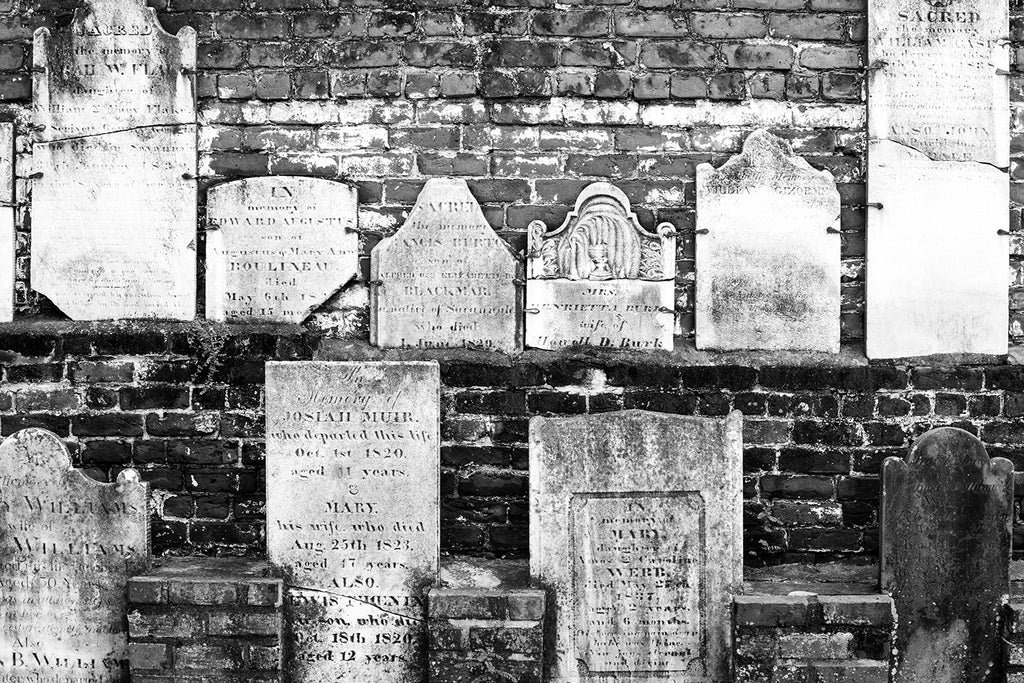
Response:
882,427,1012,683
266,361,440,683
867,0,1009,165
530,410,743,682
370,178,521,354
31,127,197,320
526,183,676,351
0,428,149,682
696,129,840,353
33,0,196,139
0,123,12,322
30,0,197,321
206,177,359,323
866,140,1008,358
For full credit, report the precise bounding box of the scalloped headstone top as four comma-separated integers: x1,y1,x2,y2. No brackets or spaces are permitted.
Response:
33,0,196,140
695,129,841,353
0,428,149,682
527,182,674,281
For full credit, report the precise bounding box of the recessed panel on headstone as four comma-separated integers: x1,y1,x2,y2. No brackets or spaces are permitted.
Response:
526,183,676,351
206,177,359,324
866,140,1008,358
370,178,522,354
0,428,149,682
530,410,743,682
30,0,197,321
882,427,1012,682
868,0,1008,165
0,122,13,322
266,361,440,683
696,129,840,353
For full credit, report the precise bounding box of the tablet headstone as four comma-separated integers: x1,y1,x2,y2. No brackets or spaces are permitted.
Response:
0,428,149,682
266,361,440,683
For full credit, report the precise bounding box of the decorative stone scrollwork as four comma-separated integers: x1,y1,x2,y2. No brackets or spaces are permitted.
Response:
527,183,676,282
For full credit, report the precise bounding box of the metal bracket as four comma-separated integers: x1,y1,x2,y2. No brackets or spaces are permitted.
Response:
182,172,198,180
695,228,709,235
826,226,841,234
367,279,384,287
658,307,674,314
27,172,43,180
524,308,540,314
866,60,887,72
865,202,883,209
998,229,1012,236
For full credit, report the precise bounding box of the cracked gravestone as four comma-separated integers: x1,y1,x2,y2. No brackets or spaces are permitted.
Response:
30,0,197,320
530,410,743,682
0,123,12,322
525,182,676,351
696,129,841,353
866,0,1008,357
882,427,1012,682
206,177,359,323
266,361,440,683
370,178,522,354
0,428,149,682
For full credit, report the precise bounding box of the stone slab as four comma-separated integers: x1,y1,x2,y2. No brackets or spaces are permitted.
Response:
530,410,743,682
0,428,149,682
206,176,358,324
882,427,1012,682
866,139,1007,358
266,361,440,683
370,178,522,354
526,182,676,351
867,0,1008,165
31,126,197,320
0,122,13,322
33,0,196,140
696,129,840,353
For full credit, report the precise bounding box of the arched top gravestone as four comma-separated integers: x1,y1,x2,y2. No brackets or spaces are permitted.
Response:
0,428,149,682
882,427,1012,683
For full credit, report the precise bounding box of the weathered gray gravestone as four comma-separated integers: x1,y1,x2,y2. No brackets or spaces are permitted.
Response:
882,427,1012,682
31,0,197,320
266,361,440,683
206,176,359,323
370,178,522,354
526,183,676,351
0,122,12,322
696,129,840,353
865,0,1009,357
0,428,150,682
530,410,743,682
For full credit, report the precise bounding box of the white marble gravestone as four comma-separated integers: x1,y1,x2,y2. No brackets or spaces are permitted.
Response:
206,177,359,323
696,130,841,353
0,123,13,322
0,428,149,682
530,410,743,682
371,178,522,354
266,361,440,683
867,141,1008,357
526,183,676,351
30,0,197,321
866,0,1009,357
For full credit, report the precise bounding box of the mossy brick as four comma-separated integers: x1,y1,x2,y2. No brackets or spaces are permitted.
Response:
245,645,282,671
208,611,281,636
734,595,813,627
809,659,889,683
128,578,166,605
246,580,283,607
506,590,545,620
819,595,894,626
174,643,242,670
429,589,506,619
129,643,170,671
128,610,204,639
467,625,543,654
168,580,238,605
778,632,853,659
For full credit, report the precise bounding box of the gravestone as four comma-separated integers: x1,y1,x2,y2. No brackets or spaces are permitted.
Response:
206,177,359,323
266,361,440,683
867,141,1008,357
0,428,149,682
530,410,743,682
696,129,840,353
370,178,522,354
526,183,676,351
882,427,1012,682
0,123,12,322
30,0,197,320
866,0,1008,357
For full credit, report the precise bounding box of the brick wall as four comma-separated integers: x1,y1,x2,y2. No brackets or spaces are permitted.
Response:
0,0,1020,582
